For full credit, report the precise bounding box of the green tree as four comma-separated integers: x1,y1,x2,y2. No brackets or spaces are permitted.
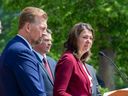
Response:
0,0,128,90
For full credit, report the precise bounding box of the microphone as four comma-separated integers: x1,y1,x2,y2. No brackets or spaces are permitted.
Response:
99,51,128,83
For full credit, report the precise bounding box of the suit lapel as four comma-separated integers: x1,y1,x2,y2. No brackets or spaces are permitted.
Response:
77,59,91,92
40,61,54,84
32,51,54,84
77,60,88,79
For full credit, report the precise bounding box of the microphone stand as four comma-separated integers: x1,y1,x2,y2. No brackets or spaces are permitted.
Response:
99,51,128,83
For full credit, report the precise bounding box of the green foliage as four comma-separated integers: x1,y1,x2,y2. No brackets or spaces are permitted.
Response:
0,0,128,89
99,86,109,95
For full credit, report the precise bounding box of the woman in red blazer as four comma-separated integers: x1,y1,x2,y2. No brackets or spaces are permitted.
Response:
53,22,94,96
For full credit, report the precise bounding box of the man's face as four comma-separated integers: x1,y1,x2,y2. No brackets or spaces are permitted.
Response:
41,33,52,54
29,16,47,45
34,32,52,55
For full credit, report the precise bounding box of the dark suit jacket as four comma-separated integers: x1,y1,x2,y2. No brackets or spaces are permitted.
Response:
53,51,91,96
86,64,101,96
0,35,46,96
33,51,56,96
44,56,56,96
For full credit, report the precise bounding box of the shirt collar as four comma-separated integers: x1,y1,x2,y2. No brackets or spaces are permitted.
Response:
33,50,44,61
17,34,33,51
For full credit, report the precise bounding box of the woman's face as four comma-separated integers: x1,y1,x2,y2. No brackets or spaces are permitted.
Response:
77,29,93,55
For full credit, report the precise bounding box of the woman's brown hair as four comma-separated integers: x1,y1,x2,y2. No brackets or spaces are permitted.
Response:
64,22,94,62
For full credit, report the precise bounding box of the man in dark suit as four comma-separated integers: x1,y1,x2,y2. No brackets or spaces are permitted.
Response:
0,7,48,96
86,64,101,96
33,29,56,96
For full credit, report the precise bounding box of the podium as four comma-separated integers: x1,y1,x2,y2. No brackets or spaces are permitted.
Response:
103,88,128,96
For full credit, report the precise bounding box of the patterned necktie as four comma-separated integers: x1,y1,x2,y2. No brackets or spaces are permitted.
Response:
43,57,53,80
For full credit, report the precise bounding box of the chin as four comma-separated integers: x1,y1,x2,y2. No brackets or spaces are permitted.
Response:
36,39,43,45
47,50,50,53
83,49,89,53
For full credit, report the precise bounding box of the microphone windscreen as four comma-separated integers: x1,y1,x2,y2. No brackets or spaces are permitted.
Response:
99,51,105,56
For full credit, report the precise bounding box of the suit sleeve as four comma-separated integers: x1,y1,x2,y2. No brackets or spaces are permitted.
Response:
92,68,101,96
54,55,74,96
89,66,101,96
11,50,46,96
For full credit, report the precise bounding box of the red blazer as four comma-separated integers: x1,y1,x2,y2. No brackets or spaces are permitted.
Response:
54,51,91,96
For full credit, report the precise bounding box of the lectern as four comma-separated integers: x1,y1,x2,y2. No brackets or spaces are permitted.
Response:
103,88,128,96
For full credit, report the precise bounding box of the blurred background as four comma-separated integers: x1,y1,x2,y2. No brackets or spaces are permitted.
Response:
0,0,128,94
